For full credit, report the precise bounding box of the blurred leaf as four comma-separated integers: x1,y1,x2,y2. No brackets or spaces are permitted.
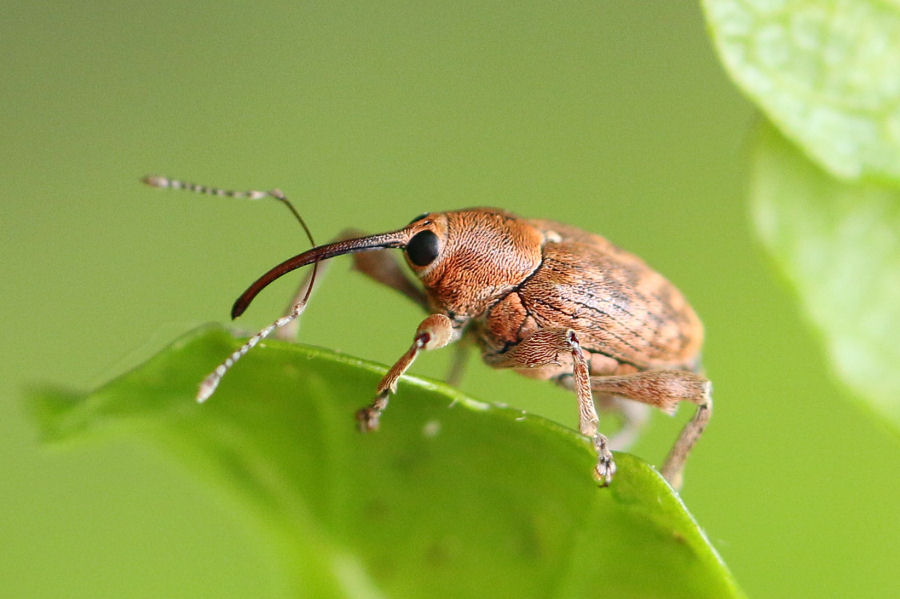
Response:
30,325,742,599
751,122,900,431
703,0,900,183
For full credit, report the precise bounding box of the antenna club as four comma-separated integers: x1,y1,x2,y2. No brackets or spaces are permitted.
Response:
197,375,218,403
142,175,170,189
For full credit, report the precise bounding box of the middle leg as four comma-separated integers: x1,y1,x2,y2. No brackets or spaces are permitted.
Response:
484,328,615,485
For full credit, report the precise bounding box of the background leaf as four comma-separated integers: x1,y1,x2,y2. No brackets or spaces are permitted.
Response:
32,325,742,599
750,123,900,431
703,0,900,183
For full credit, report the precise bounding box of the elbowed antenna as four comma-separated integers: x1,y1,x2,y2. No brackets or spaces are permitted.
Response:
231,229,413,318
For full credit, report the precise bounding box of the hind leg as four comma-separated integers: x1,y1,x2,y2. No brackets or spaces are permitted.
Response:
589,370,712,490
554,379,650,452
484,328,615,485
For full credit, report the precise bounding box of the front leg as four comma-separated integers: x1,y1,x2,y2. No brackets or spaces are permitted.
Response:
485,328,615,485
357,314,458,430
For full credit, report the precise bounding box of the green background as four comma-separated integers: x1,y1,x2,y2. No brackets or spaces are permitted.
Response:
2,2,897,598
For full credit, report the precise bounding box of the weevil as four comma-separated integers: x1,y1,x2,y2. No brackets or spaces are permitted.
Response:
143,176,712,489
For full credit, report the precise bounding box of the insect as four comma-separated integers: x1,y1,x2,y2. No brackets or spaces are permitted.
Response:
143,176,712,489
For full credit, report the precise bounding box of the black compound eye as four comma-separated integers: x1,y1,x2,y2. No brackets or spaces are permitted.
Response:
408,212,429,225
406,230,440,266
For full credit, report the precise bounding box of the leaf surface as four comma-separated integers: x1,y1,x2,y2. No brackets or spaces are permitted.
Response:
31,325,743,599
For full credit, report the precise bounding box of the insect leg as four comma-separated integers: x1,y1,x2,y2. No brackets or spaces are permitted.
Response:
589,370,712,490
356,314,457,431
660,390,712,491
484,328,615,485
444,336,472,387
566,330,615,485
577,392,650,451
346,242,473,386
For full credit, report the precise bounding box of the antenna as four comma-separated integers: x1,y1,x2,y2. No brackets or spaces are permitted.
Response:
142,175,320,402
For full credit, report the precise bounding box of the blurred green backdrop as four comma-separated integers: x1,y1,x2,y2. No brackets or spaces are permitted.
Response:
2,2,897,598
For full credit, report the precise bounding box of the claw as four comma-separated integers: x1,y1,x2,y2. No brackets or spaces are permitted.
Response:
356,406,381,432
593,434,616,486
594,455,616,486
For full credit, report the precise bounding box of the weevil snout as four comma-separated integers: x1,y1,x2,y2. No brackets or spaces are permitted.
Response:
233,209,544,320
231,216,444,318
230,225,415,318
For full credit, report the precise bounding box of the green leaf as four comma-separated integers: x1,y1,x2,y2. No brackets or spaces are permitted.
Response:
703,0,900,183
30,325,742,599
751,122,900,431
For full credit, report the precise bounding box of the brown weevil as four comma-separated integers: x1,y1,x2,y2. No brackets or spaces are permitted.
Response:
143,176,712,489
